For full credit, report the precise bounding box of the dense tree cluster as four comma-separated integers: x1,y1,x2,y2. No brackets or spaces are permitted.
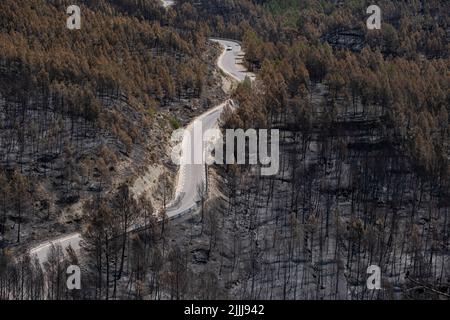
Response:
259,0,449,59
215,0,449,299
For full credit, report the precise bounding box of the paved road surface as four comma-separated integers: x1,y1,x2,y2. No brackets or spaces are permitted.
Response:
29,39,251,264
210,39,255,82
166,39,254,216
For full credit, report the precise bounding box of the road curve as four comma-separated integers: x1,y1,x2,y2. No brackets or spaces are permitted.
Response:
29,39,251,264
210,39,255,82
166,39,254,217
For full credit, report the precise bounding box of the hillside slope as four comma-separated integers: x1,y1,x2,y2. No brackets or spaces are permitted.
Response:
0,0,224,247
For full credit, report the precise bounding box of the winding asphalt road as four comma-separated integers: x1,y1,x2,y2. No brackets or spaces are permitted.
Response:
166,39,254,217
29,39,252,264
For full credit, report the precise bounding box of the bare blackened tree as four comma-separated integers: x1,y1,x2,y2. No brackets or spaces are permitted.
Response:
197,181,207,234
